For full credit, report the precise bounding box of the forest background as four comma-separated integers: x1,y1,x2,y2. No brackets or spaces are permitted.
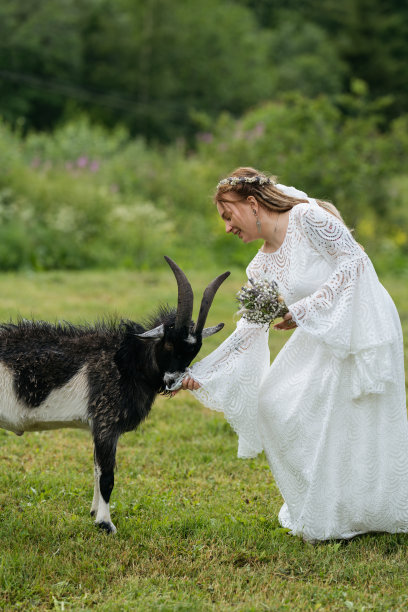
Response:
0,0,407,273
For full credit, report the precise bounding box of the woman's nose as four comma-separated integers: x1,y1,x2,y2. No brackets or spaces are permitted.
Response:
225,222,233,233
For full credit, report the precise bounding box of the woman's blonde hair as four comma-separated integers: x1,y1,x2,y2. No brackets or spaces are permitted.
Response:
215,166,347,225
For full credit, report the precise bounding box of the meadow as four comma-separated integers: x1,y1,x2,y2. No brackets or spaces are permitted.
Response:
0,267,408,611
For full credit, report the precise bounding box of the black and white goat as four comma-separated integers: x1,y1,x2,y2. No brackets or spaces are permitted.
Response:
0,257,229,533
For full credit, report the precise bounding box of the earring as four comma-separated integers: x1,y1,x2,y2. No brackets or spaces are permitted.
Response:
253,209,261,233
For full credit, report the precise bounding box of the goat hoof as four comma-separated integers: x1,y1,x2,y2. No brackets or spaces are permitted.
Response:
96,520,117,534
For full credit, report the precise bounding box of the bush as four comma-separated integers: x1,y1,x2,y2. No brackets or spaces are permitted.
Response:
0,96,407,273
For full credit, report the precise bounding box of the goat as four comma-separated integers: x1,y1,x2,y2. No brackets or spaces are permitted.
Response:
0,256,229,533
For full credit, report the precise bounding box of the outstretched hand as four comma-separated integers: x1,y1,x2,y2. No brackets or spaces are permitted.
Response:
273,312,297,331
171,376,201,397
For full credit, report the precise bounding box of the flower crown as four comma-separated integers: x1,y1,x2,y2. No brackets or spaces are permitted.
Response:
217,175,273,188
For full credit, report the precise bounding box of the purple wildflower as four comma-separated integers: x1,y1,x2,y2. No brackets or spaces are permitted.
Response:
77,156,88,168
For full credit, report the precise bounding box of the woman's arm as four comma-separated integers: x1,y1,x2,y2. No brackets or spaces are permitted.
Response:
287,204,369,354
172,310,294,396
174,317,270,457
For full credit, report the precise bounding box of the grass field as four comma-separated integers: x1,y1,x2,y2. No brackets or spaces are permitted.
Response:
0,267,407,611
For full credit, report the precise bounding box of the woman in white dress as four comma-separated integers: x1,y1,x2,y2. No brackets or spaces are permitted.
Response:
176,166,408,542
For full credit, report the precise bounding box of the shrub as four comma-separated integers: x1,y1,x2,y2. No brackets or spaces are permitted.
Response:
0,96,406,273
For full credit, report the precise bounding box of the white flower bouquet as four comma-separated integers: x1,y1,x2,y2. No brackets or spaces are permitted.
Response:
236,278,288,325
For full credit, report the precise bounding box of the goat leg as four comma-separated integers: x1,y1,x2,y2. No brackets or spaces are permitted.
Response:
90,448,100,517
93,435,118,534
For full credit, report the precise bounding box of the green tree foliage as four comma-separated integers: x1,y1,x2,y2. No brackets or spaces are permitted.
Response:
80,0,274,141
0,1,406,274
0,0,274,140
241,0,408,118
0,0,84,127
310,0,408,118
266,19,347,96
0,92,406,272
2,0,406,139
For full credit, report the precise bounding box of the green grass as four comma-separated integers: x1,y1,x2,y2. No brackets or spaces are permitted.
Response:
0,268,407,611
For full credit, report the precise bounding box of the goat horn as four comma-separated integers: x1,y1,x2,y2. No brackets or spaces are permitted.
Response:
135,324,165,340
194,271,230,336
164,256,194,330
202,323,225,338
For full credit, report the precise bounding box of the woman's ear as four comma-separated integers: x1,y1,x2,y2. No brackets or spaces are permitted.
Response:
247,195,258,211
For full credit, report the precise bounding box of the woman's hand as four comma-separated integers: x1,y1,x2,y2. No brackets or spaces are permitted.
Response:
273,311,297,331
171,375,201,396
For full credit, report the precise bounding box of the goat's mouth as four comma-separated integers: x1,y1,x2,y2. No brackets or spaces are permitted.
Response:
163,370,185,391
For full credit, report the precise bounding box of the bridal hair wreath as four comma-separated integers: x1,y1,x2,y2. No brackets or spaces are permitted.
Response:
217,176,273,188
215,167,362,247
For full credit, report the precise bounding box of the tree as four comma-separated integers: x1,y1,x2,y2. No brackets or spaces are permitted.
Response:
80,0,274,140
0,0,84,129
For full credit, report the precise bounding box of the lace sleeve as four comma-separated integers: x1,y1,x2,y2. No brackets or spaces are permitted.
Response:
288,204,369,353
187,317,270,458
288,204,403,399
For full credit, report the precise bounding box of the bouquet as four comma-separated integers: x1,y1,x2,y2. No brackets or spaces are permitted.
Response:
236,278,288,325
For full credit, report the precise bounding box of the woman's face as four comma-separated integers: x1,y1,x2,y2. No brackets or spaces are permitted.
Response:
216,194,259,243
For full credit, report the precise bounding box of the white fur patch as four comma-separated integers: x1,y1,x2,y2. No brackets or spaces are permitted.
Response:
186,334,197,344
0,362,90,434
93,460,116,532
91,463,101,515
163,371,183,385
95,496,116,533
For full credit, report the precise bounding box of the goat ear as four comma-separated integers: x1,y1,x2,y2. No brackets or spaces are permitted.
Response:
202,322,224,338
135,324,165,341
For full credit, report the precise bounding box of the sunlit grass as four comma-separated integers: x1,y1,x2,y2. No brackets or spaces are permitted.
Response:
0,268,407,610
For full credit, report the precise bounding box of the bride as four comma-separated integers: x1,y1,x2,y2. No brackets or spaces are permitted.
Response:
174,166,408,542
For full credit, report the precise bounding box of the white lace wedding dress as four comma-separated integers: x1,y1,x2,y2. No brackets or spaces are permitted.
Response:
188,188,408,541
